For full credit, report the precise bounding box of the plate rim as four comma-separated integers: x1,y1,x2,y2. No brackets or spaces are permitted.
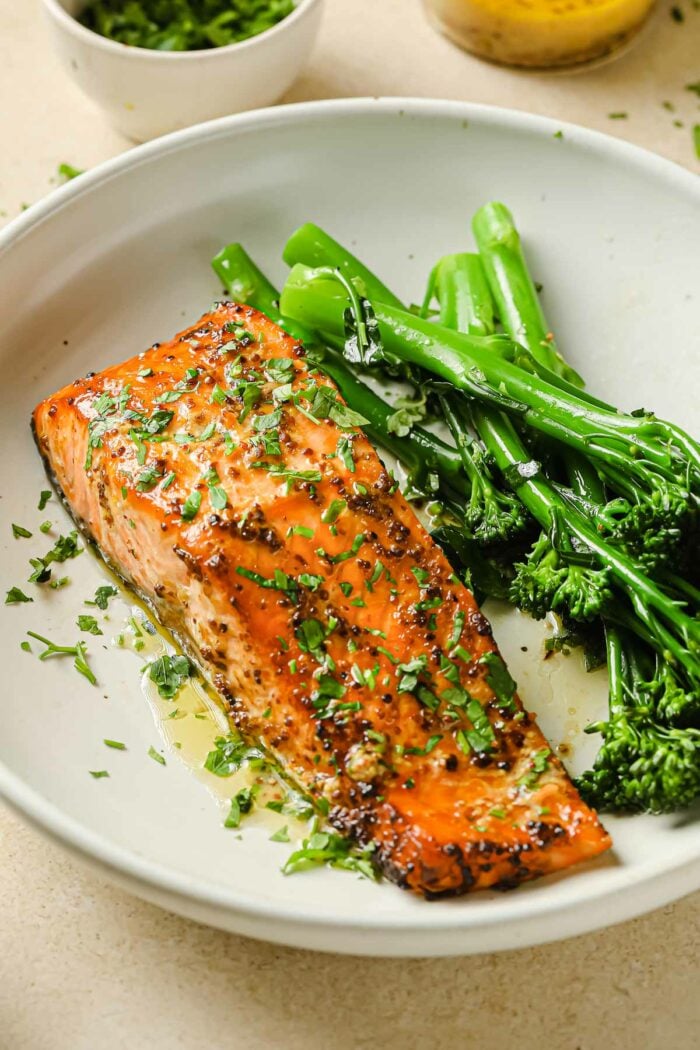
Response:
1,96,699,955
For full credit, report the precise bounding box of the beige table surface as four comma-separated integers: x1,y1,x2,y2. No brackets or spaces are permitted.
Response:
1,2,699,1048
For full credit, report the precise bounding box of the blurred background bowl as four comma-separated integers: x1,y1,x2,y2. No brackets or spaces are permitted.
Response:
41,0,323,141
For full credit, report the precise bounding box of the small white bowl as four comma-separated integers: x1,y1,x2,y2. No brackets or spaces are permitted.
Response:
42,0,323,141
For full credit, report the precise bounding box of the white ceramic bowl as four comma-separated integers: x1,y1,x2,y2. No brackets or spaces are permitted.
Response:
41,0,323,140
0,100,698,957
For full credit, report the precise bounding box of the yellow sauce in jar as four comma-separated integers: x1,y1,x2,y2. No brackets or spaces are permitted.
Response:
424,0,656,68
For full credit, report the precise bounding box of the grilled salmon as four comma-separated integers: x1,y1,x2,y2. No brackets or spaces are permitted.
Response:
33,303,610,896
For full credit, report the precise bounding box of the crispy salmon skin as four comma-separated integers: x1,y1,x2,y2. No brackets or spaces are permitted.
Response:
33,303,610,896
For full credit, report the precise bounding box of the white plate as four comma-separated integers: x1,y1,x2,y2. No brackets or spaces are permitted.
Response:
0,99,698,957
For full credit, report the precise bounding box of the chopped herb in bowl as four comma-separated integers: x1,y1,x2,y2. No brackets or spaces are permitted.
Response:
78,0,296,51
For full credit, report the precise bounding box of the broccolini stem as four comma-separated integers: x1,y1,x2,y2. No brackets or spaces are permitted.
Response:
280,267,700,486
424,253,496,336
472,202,584,387
283,222,403,309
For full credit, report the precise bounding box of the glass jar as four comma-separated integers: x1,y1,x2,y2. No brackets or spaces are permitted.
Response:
423,0,657,69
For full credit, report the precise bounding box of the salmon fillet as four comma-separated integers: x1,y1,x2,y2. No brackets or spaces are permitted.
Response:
33,303,611,896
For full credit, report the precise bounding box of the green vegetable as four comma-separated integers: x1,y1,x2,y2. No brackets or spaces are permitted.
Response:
78,0,294,51
281,269,700,498
27,530,82,584
181,489,202,521
148,653,193,699
204,732,266,776
104,739,126,750
465,205,700,811
26,631,96,685
86,584,119,610
78,614,103,635
224,786,257,828
6,587,33,605
89,770,110,779
578,625,700,812
148,745,166,766
58,163,84,181
282,819,378,879
12,524,32,539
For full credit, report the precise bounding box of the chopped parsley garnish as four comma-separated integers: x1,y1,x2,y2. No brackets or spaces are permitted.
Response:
265,357,295,383
261,465,323,487
456,700,496,755
89,770,109,779
86,584,119,610
270,825,290,843
153,369,199,404
28,531,82,584
282,820,378,880
26,631,96,685
518,748,551,791
449,610,465,648
204,733,266,776
288,524,314,538
295,618,326,656
321,498,347,525
410,566,430,587
78,614,103,635
148,653,193,699
415,686,440,711
335,435,356,472
148,746,166,766
310,675,352,719
298,572,324,591
38,490,52,510
236,566,300,601
479,651,517,711
396,655,428,693
252,407,282,432
6,587,32,605
181,489,202,521
301,382,369,431
58,162,84,180
367,561,386,590
224,786,257,828
79,0,295,51
351,662,379,690
404,734,443,757
451,644,471,664
328,533,365,564
11,524,32,539
205,467,228,511
136,465,163,491
386,390,428,437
